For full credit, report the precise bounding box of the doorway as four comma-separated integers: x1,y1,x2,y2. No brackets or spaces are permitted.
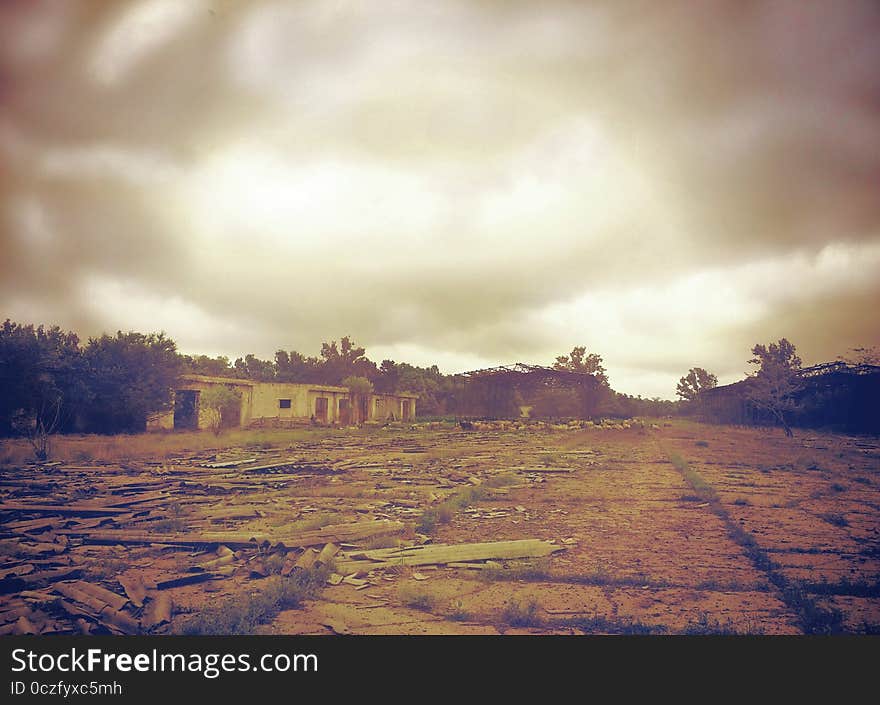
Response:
174,390,199,430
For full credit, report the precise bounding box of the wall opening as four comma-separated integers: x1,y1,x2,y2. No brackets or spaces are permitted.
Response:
279,398,291,409
401,400,412,421
315,397,329,423
174,390,199,430
338,398,351,425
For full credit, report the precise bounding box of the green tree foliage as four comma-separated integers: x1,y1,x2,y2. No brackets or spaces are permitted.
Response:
676,367,718,401
83,331,181,434
232,354,275,382
180,354,234,377
377,359,400,394
274,349,321,382
396,363,450,415
341,375,374,396
0,319,88,443
747,338,802,437
319,336,376,384
200,385,242,435
553,346,609,387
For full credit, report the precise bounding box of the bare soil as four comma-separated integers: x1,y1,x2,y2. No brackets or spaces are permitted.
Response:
1,420,878,635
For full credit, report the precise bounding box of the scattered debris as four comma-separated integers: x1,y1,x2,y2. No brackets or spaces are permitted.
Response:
336,539,564,572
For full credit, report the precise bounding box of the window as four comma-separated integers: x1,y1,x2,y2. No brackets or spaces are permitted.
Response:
279,399,291,409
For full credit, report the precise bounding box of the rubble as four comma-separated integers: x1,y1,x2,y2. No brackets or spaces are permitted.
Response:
0,428,575,634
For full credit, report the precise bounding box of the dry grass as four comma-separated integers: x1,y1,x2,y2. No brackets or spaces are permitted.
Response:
398,584,439,612
0,428,337,465
266,512,343,532
176,566,329,635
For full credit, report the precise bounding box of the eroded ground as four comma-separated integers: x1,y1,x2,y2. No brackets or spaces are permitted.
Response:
1,420,878,634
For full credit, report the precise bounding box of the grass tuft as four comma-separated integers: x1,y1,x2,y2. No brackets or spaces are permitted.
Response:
176,565,329,635
499,598,542,627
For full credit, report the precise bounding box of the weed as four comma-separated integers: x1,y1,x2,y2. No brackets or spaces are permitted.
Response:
483,472,518,488
778,583,844,634
415,511,437,535
683,614,762,635
557,616,665,635
302,485,366,499
800,578,880,598
819,512,849,528
797,456,823,472
667,449,841,635
360,533,401,550
82,559,130,581
150,517,187,533
669,454,716,501
260,552,288,575
284,512,342,533
416,486,487,534
733,497,751,506
694,440,709,448
175,566,328,635
830,483,847,493
481,559,551,582
398,585,438,612
448,600,473,622
499,598,542,628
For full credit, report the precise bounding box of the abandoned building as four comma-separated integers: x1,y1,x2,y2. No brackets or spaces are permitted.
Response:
458,363,604,419
699,361,880,434
147,374,418,431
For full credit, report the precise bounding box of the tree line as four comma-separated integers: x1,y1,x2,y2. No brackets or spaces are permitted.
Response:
0,321,449,439
3,318,872,445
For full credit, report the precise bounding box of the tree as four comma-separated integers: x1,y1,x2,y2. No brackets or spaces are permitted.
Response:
747,338,802,437
676,367,718,401
377,359,400,394
200,385,242,436
0,320,88,454
342,375,374,425
181,354,234,377
274,349,321,382
320,336,376,384
83,331,181,433
553,346,609,387
232,354,275,381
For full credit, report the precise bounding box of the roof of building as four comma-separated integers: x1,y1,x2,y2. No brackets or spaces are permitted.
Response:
178,374,418,398
701,361,880,397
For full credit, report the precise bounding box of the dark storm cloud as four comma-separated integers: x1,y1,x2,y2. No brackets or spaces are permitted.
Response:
1,0,878,397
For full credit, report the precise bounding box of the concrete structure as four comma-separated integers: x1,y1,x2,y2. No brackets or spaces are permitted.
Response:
148,374,417,431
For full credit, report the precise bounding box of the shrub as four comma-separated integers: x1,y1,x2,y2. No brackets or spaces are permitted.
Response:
500,598,542,627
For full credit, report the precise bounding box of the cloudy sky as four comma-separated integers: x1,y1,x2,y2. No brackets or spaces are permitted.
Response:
2,0,879,398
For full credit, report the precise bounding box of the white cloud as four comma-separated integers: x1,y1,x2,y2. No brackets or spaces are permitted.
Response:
88,0,207,86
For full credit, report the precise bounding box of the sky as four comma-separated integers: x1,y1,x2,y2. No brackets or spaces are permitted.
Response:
1,0,879,399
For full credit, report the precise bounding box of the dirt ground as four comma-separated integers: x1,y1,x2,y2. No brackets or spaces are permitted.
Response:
1,419,878,635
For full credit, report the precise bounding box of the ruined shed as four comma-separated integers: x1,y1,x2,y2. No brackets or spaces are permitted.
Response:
148,374,417,431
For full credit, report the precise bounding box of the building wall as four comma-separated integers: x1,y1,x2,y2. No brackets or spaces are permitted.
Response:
147,376,417,431
367,394,417,421
146,411,174,430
